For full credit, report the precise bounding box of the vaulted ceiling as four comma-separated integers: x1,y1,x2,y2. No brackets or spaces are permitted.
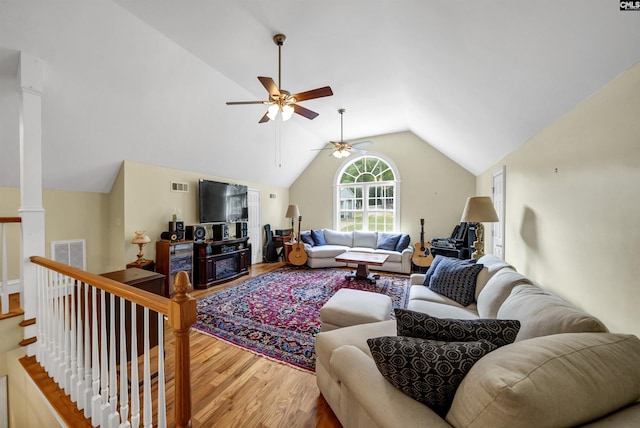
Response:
1,1,639,192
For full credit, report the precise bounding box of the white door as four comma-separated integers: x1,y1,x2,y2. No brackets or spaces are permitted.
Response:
247,188,261,264
491,166,506,259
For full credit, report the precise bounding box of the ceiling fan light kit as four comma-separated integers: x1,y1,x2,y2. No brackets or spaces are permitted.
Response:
226,33,333,123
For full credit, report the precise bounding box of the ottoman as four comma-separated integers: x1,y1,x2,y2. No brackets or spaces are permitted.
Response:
320,288,392,332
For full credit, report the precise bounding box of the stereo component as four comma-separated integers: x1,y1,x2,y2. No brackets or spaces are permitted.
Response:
236,222,248,238
160,231,178,242
211,224,230,241
186,225,207,243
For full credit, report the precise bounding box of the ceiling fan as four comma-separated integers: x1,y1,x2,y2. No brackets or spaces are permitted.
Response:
226,34,333,123
314,108,372,158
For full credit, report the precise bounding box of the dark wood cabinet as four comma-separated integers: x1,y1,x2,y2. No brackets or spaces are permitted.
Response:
99,268,165,360
155,240,193,296
193,237,251,289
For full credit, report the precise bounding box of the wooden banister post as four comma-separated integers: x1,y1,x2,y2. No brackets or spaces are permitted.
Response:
167,271,197,428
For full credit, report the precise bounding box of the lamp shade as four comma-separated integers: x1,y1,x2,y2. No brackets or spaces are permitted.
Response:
460,197,499,223
131,230,151,245
285,204,300,219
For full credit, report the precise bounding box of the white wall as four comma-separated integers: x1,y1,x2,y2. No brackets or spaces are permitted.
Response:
477,60,640,338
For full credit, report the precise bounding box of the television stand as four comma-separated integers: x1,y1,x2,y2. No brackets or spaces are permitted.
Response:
193,237,251,289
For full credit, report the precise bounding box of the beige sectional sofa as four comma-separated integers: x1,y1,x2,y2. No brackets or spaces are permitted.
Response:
315,255,640,427
301,229,413,274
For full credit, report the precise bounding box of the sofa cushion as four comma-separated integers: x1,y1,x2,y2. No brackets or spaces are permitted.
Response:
446,333,640,428
395,309,520,348
353,230,378,248
497,284,608,341
474,254,515,300
311,229,326,246
368,336,497,416
395,233,411,252
376,233,401,251
476,269,532,319
372,248,403,263
429,258,483,307
323,229,352,246
300,231,314,247
422,254,445,286
306,244,350,259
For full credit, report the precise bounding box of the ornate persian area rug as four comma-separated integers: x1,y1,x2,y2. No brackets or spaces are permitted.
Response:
192,266,410,373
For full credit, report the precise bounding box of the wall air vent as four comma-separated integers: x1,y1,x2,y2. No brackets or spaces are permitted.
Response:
51,239,86,270
171,181,189,193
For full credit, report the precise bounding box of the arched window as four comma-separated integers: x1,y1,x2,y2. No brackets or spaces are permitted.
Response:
335,155,400,232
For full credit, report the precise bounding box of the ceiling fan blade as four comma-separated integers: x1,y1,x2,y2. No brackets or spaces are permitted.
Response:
258,111,270,123
258,76,280,98
351,140,373,147
292,104,319,120
292,86,333,103
226,101,267,105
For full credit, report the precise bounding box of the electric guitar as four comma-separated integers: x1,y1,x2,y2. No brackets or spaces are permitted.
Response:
289,215,308,266
412,218,434,268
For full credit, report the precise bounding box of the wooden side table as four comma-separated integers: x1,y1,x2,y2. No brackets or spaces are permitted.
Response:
283,242,293,264
126,259,155,271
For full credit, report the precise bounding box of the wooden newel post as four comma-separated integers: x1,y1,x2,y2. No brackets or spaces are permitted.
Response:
168,271,197,428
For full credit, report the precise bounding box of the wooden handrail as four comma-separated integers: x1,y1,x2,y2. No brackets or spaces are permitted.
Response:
30,256,168,314
0,217,22,223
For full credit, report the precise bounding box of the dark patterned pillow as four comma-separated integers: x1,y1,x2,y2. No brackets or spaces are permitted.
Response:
368,336,497,416
429,257,483,306
422,255,445,286
394,309,520,348
300,231,314,247
376,233,401,251
310,229,326,246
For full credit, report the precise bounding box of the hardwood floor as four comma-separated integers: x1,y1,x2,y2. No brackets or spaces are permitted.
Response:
22,261,343,427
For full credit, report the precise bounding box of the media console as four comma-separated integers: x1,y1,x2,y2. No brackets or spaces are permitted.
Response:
193,236,251,289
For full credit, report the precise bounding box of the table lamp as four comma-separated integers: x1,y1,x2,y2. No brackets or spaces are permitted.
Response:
460,196,499,259
285,204,300,241
131,230,151,263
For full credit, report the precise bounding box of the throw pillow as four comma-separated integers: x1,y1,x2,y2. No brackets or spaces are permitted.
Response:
395,233,411,252
394,309,520,348
310,229,326,246
422,254,445,286
300,231,314,247
368,336,497,416
429,258,483,306
376,233,401,251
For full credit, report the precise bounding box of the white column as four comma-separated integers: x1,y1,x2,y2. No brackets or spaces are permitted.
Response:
18,52,46,357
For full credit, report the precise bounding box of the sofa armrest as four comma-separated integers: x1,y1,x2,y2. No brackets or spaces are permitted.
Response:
410,273,425,285
331,345,452,428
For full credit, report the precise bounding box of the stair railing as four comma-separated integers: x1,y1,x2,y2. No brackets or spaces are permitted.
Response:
29,256,196,428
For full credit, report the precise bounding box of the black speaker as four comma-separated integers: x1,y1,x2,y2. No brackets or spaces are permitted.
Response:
236,222,248,238
176,230,185,241
160,231,178,242
211,224,229,241
176,221,184,231
186,225,206,242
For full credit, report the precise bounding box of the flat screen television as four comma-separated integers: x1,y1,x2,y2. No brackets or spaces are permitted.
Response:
198,179,248,224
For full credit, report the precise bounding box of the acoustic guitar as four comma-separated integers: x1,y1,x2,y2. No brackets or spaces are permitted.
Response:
289,215,308,266
413,218,434,268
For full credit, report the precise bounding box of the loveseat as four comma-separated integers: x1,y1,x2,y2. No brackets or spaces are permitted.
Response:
300,229,413,274
315,254,640,427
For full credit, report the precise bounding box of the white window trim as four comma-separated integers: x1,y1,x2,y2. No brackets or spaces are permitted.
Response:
332,152,402,231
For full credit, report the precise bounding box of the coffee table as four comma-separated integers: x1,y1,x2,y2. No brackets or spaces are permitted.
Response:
335,251,390,284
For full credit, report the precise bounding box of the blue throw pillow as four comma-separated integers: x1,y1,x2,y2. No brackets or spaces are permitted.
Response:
395,234,411,252
310,229,326,246
300,231,314,247
376,233,401,251
429,258,483,307
422,255,445,286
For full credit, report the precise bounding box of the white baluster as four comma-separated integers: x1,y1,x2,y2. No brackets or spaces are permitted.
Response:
107,293,120,427
157,312,166,428
100,290,111,424
82,283,92,418
62,275,71,392
1,223,7,316
36,266,45,364
53,271,62,384
69,279,78,401
143,308,151,428
76,283,85,410
119,297,130,428
130,302,140,428
91,287,101,426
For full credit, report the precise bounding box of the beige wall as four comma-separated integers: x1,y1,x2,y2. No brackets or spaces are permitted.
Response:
290,131,476,240
0,186,110,276
118,160,291,267
477,61,640,338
